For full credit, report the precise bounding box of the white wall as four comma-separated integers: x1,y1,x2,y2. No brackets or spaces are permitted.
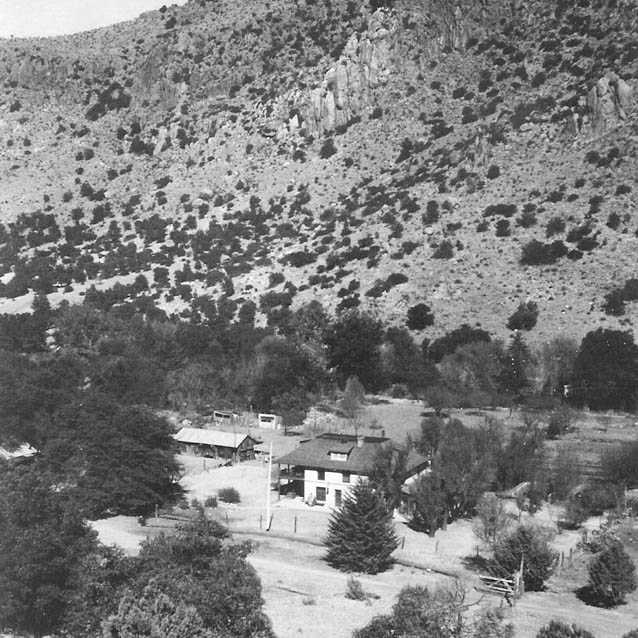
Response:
303,468,364,508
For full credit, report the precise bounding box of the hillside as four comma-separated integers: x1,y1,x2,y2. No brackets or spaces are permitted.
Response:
1,0,638,345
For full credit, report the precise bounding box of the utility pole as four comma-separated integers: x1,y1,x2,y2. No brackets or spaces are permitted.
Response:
266,441,273,529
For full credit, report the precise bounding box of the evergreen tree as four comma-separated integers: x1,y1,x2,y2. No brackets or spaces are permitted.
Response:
102,582,214,638
499,331,531,401
409,473,448,536
571,328,638,411
493,524,557,591
324,481,398,574
324,310,384,390
585,542,636,607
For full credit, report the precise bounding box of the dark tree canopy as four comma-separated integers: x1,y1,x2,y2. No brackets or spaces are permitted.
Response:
582,542,637,608
498,332,532,400
406,302,435,331
40,393,182,517
60,517,274,638
251,335,325,412
0,465,98,637
324,481,398,574
507,300,539,331
493,525,557,591
571,328,638,411
324,310,384,390
427,324,491,363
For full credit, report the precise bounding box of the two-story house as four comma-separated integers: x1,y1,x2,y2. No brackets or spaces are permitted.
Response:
275,432,429,508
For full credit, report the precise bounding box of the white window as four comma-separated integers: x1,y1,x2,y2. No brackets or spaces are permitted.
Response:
330,451,348,461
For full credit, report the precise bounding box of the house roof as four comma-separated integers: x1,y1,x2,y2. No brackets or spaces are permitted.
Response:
174,427,256,449
275,433,393,474
0,442,38,461
276,433,430,477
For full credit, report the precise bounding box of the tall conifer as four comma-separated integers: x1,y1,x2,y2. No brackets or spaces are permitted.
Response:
324,481,398,574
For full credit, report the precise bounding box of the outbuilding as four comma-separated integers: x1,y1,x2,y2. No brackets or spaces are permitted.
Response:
173,427,258,461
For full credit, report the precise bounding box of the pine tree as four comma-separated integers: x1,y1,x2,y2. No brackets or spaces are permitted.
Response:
324,481,398,574
586,541,637,607
499,331,531,400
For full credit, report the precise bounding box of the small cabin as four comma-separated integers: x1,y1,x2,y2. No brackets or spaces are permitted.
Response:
173,428,258,461
258,413,282,430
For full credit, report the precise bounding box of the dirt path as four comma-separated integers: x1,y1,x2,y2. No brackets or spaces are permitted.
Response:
246,535,457,638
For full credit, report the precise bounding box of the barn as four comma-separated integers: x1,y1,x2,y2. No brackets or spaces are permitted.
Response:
173,427,258,461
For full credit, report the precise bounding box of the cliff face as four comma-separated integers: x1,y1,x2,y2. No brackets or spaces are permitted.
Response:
304,9,399,135
302,0,518,136
587,73,634,137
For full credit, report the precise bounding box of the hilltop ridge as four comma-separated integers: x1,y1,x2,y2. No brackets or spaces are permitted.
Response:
1,0,638,345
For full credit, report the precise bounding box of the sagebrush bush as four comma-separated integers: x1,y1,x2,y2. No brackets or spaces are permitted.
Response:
432,240,454,259
546,217,566,237
486,164,500,179
536,621,596,638
320,137,337,159
218,487,241,504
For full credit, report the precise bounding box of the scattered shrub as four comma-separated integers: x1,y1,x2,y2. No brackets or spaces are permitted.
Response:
281,251,317,267
495,219,511,237
507,301,539,331
320,138,337,159
486,164,501,179
545,217,566,237
535,621,596,638
345,576,367,601
217,487,240,504
432,240,454,259
407,303,435,330
520,240,568,265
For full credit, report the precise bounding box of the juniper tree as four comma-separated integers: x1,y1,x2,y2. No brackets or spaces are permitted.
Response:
324,481,398,574
492,524,557,591
585,541,636,607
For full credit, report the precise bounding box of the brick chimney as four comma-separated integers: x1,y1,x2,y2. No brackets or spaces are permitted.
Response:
356,433,364,448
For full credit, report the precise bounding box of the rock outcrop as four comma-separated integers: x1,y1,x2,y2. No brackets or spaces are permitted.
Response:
304,9,398,136
587,72,634,137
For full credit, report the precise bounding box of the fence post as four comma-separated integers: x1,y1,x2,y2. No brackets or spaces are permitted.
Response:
294,516,297,533
267,513,273,531
435,540,439,553
401,536,405,549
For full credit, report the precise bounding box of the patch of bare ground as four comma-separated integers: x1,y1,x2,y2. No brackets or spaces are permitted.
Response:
244,535,458,638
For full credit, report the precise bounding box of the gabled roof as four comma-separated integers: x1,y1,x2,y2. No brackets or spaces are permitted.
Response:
173,427,257,449
275,433,391,474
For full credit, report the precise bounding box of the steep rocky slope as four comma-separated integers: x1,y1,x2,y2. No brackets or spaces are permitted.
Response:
0,0,637,345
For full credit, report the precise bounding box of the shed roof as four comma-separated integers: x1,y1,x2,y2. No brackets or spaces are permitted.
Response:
174,427,256,449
